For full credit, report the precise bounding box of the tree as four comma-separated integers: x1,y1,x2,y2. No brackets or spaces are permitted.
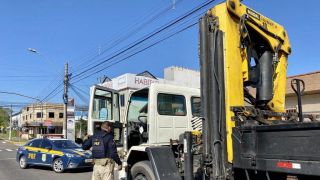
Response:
0,108,10,133
75,118,87,138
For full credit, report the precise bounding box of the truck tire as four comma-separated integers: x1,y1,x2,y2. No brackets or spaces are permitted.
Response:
131,161,155,180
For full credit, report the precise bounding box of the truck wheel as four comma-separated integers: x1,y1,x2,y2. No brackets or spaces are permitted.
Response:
131,161,155,180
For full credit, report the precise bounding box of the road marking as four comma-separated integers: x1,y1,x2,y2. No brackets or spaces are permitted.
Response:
2,141,6,144
0,150,2,152
6,149,13,152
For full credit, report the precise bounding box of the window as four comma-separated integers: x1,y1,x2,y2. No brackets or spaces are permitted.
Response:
49,112,54,118
59,113,64,118
157,94,186,116
127,90,148,123
36,112,42,118
29,114,32,119
92,89,113,120
40,140,52,149
52,140,80,149
191,97,201,117
29,139,41,147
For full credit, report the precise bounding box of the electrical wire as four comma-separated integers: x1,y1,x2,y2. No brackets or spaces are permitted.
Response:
69,84,89,105
70,0,183,74
72,21,199,84
70,0,216,83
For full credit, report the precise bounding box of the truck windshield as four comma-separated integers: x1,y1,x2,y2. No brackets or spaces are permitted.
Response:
92,89,114,120
127,90,148,123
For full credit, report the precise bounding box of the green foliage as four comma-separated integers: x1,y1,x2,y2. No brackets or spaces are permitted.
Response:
75,118,87,138
0,108,9,131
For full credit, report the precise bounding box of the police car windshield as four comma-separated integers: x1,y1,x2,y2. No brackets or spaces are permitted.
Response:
51,140,80,149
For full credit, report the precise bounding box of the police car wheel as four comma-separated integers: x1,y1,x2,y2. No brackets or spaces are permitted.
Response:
52,158,64,173
19,155,28,169
131,161,155,180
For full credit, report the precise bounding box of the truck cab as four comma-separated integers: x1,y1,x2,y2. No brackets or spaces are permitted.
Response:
126,83,200,146
87,83,200,178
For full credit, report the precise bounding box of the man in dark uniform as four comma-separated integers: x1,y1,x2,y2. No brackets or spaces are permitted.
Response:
83,121,122,180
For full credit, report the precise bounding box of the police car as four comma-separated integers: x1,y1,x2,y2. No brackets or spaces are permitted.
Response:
16,138,93,173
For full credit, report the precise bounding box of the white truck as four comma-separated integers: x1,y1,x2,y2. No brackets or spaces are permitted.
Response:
87,83,201,179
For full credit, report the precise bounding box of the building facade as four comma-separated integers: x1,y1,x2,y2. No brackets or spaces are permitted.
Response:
12,112,22,129
21,103,64,139
285,71,320,115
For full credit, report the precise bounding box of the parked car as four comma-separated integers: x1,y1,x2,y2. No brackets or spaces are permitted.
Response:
16,138,93,173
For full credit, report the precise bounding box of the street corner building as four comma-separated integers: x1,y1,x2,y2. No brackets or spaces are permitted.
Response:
20,103,65,140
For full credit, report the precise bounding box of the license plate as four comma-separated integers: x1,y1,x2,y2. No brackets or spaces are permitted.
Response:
85,159,93,163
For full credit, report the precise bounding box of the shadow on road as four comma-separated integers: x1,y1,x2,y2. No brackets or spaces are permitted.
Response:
27,165,93,173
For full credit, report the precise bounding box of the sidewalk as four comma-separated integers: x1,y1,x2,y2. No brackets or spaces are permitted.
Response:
0,134,26,146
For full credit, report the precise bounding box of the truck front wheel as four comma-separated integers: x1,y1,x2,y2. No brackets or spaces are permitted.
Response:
130,161,155,180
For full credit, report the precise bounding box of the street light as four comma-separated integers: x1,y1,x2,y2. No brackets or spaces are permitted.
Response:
27,48,57,68
27,48,37,53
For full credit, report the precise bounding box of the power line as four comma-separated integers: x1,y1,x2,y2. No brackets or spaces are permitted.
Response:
72,21,198,84
71,3,207,83
69,84,88,104
36,0,216,104
40,83,64,102
0,91,41,102
70,84,89,95
70,0,216,83
36,69,65,102
70,0,183,74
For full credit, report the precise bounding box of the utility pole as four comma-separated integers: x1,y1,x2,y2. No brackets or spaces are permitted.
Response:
80,109,83,138
9,104,12,141
63,63,69,139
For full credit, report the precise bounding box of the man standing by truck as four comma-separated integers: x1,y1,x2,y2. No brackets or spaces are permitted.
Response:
83,121,122,180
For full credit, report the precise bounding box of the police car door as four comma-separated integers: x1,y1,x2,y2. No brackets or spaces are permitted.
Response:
26,139,41,164
39,139,53,165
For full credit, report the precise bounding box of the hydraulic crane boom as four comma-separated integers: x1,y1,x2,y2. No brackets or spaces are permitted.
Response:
200,0,293,179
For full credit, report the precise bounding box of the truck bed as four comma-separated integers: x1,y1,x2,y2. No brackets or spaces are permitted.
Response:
232,122,320,176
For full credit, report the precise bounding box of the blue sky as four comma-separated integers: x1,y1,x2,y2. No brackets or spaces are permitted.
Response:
0,0,319,111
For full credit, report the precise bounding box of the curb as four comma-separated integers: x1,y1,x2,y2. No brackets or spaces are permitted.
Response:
7,141,26,146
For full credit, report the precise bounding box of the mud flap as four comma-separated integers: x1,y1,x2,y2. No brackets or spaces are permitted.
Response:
146,146,182,180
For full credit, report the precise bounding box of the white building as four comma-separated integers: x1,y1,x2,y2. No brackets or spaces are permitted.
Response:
100,66,200,92
12,112,22,129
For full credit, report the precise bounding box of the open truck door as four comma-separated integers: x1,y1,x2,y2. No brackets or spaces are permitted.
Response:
87,85,122,145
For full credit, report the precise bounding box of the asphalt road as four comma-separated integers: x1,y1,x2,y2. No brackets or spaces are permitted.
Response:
0,139,92,180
